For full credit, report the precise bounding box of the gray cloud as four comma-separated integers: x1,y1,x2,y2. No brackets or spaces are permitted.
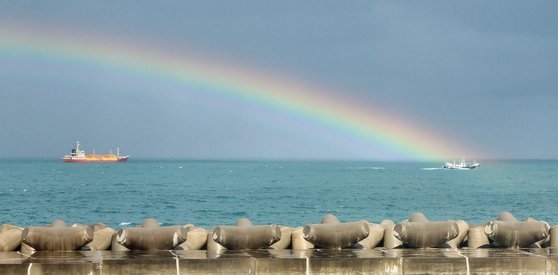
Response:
1,1,557,159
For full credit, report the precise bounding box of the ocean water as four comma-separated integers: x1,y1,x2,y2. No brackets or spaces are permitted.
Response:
0,159,556,228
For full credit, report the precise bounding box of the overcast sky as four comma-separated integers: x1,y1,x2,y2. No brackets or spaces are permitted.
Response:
1,1,557,160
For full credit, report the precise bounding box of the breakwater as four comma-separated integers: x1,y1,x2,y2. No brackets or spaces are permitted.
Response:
1,212,556,252
2,212,558,274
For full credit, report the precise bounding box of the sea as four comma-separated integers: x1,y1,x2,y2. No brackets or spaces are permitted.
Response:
0,159,557,228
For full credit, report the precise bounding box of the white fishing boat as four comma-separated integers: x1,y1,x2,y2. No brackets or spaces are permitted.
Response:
443,159,479,170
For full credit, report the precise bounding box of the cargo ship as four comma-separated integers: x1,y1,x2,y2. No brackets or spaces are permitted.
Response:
62,141,130,162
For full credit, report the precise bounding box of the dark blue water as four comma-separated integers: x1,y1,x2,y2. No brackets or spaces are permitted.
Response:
0,160,556,228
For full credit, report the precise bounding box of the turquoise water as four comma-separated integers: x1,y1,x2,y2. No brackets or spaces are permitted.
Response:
0,160,556,227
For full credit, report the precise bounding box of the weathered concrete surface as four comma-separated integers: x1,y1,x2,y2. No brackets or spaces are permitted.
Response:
1,248,557,274
101,251,177,275
177,250,256,274
463,248,547,274
0,251,102,275
308,250,401,275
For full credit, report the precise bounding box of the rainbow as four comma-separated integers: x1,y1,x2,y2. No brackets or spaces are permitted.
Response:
0,24,473,160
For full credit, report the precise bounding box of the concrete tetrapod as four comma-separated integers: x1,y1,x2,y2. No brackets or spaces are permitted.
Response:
393,213,466,248
82,225,116,251
235,218,254,227
353,222,384,249
141,218,161,228
116,226,189,250
303,214,370,249
483,212,550,248
320,214,341,224
211,218,286,250
484,220,549,248
467,225,491,248
497,211,518,222
291,227,314,250
394,221,459,248
22,224,94,251
19,242,35,253
0,224,17,233
46,219,67,228
111,232,130,251
444,220,469,248
381,219,403,249
527,218,551,247
408,212,429,223
270,226,295,249
550,225,558,248
206,231,226,252
0,224,23,251
174,227,208,250
212,224,282,249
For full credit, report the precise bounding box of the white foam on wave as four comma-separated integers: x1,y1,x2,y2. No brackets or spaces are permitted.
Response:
421,167,442,170
119,222,133,226
348,166,385,170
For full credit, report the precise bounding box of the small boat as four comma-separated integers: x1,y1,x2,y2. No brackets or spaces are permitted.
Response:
443,159,479,170
62,141,129,162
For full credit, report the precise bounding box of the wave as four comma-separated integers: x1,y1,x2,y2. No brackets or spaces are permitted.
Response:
347,166,385,170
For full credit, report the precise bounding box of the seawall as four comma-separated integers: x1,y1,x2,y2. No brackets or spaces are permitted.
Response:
1,248,558,274
2,212,557,274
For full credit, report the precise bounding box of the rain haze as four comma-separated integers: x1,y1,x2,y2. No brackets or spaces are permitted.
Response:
0,1,557,160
